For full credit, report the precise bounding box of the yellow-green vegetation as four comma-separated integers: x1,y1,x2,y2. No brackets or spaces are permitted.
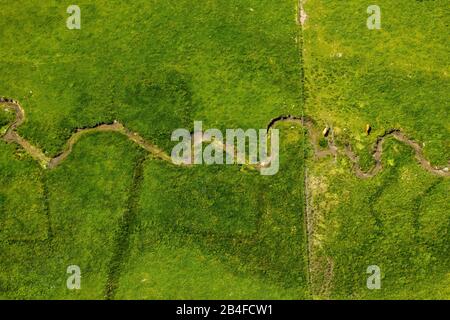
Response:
1,1,308,299
303,0,450,299
0,0,301,155
1,133,144,299
307,140,450,299
303,0,449,167
0,143,47,241
116,123,308,299
1,0,449,300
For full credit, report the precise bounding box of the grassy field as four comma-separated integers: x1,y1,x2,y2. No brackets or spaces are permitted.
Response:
303,0,449,167
1,1,308,299
1,0,449,300
303,0,450,299
116,123,309,299
0,143,47,242
307,140,450,299
0,0,301,154
0,133,144,299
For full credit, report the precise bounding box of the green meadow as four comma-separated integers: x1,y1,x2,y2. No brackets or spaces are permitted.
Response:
307,139,450,299
1,0,449,300
303,0,449,167
303,0,449,299
116,123,308,299
0,0,301,154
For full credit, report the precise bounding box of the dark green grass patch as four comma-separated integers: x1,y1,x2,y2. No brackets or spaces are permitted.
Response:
0,109,14,129
0,133,143,299
0,142,48,241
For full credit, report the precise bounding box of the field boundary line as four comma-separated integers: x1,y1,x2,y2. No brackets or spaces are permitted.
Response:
104,153,147,300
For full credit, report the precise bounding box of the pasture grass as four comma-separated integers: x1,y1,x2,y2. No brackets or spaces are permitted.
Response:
1,0,448,300
308,139,450,299
116,123,309,299
303,0,449,166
